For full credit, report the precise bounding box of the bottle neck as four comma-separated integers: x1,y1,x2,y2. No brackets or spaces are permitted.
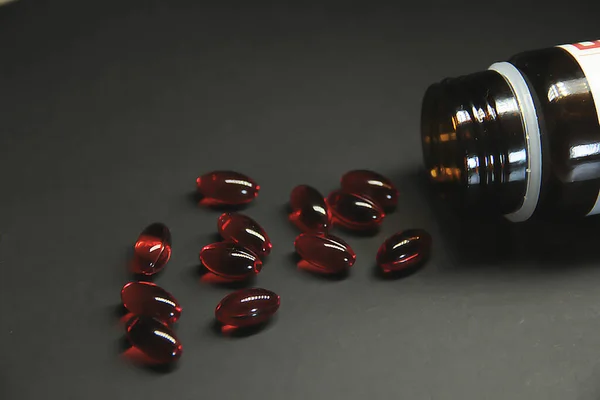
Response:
421,69,528,215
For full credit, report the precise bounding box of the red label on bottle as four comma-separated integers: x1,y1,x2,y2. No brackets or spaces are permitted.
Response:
571,40,600,51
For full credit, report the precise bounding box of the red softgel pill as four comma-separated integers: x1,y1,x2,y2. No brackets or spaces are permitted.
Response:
126,316,183,364
132,223,172,276
121,281,182,325
200,242,262,280
376,229,432,273
289,185,331,233
294,233,356,274
215,288,280,328
341,170,398,210
217,213,272,258
196,171,259,206
326,190,385,231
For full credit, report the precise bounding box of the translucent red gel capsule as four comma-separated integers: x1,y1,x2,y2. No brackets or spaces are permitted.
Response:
341,170,399,210
326,190,385,231
132,223,172,275
217,213,272,258
196,171,259,206
289,185,331,233
121,282,182,325
294,233,356,274
126,316,182,364
376,229,432,273
215,288,280,328
200,242,262,280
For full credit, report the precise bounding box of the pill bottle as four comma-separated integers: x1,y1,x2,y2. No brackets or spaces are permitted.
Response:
421,39,600,222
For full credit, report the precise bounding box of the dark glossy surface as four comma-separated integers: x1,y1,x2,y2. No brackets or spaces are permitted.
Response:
294,233,356,274
196,171,259,206
200,242,262,280
289,185,331,233
326,190,385,231
132,223,172,275
215,288,280,328
340,170,398,210
376,230,432,273
217,212,272,257
121,282,182,325
126,317,182,364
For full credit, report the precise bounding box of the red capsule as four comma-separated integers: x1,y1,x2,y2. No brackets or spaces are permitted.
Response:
196,171,259,206
289,185,331,233
217,213,272,258
126,316,182,364
215,288,280,328
200,242,262,280
121,282,182,325
132,223,172,275
341,170,398,210
376,229,432,273
326,190,385,231
294,233,356,274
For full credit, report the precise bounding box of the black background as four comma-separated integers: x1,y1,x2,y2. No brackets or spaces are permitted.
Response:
2,1,600,399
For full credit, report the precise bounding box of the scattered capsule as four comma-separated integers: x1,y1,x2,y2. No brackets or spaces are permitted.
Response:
215,288,280,328
196,171,259,206
121,281,182,325
217,213,272,258
341,170,398,210
289,185,331,233
294,233,356,274
200,242,262,280
376,229,432,273
132,223,172,276
326,190,385,231
126,316,182,364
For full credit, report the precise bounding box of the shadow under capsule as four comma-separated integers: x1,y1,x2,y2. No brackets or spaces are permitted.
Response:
110,304,137,327
186,190,252,212
112,304,128,319
194,263,256,289
371,260,428,281
331,224,380,238
118,341,179,374
203,232,224,244
209,318,276,338
119,247,155,283
281,203,300,232
129,268,158,282
286,252,350,281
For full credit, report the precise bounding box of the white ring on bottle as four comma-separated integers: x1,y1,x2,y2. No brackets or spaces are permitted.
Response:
488,62,542,222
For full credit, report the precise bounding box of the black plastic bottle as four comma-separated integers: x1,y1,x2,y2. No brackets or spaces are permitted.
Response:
421,39,600,221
